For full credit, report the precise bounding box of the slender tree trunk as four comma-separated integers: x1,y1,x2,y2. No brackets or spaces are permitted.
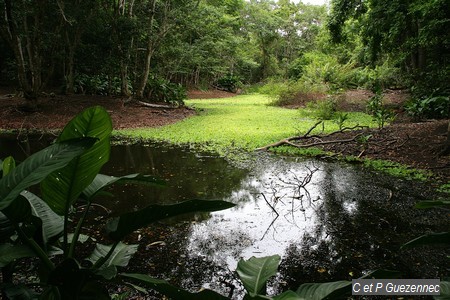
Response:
135,0,157,99
136,40,154,99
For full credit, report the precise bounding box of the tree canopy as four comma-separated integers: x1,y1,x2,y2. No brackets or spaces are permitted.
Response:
0,0,447,102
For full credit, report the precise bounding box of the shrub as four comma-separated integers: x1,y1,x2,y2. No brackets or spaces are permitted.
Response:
306,97,337,120
366,93,395,128
215,74,242,93
405,95,450,120
145,75,187,106
263,79,328,107
74,74,123,95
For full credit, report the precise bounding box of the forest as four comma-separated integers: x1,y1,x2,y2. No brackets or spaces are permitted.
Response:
0,0,448,103
0,0,449,299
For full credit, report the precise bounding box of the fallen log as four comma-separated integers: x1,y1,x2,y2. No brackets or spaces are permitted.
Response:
137,101,177,109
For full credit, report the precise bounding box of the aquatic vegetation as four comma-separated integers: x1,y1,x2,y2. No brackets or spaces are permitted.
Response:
116,94,376,156
361,159,430,181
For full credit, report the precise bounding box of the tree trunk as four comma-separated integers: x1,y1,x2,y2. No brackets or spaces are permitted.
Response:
135,0,157,99
136,40,154,99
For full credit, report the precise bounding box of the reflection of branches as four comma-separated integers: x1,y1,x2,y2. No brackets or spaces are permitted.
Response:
260,193,280,240
259,165,320,239
276,165,319,217
260,193,279,217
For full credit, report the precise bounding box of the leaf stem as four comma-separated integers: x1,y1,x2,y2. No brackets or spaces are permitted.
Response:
15,224,54,271
68,201,92,258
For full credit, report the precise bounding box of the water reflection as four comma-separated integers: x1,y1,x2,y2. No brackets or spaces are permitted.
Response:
187,159,324,269
0,135,447,297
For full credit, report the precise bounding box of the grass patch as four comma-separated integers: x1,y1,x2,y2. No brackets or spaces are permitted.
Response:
357,157,430,181
269,146,430,181
116,94,376,155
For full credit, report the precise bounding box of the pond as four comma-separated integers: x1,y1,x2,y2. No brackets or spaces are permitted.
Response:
0,134,448,298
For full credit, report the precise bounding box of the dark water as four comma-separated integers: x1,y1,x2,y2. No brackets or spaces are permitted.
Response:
1,134,448,298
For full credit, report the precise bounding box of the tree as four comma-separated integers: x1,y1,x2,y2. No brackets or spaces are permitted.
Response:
327,0,450,93
242,0,282,81
0,0,60,103
59,0,99,94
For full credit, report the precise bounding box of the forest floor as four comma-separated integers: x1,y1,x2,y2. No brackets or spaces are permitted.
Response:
0,88,449,182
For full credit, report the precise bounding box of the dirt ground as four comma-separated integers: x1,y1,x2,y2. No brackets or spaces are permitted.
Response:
0,89,449,182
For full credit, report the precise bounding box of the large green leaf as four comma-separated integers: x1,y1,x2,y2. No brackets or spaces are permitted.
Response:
401,232,450,249
0,243,36,267
295,269,401,300
2,156,15,176
273,290,304,300
0,212,14,242
121,273,229,300
2,194,32,223
415,200,450,209
21,191,64,244
106,199,235,241
236,255,281,296
0,138,97,211
435,281,450,300
88,242,138,270
82,173,165,201
41,106,112,215
295,281,350,300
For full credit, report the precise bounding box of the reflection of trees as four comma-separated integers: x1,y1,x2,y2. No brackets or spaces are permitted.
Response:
0,134,52,159
98,143,248,211
277,164,449,293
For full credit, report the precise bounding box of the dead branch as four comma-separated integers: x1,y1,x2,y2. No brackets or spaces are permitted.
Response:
256,120,366,151
293,133,363,148
303,120,323,137
137,101,177,109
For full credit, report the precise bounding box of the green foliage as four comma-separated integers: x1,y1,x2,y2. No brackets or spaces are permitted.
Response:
216,74,242,93
271,145,330,157
265,80,328,107
42,106,112,215
118,94,376,155
307,98,337,121
356,134,372,149
405,95,450,120
125,253,401,299
327,0,449,96
366,93,394,129
437,184,450,195
74,74,123,95
236,255,281,296
401,197,450,299
0,107,235,298
0,138,97,211
145,75,187,106
333,112,349,130
401,232,450,249
362,159,430,181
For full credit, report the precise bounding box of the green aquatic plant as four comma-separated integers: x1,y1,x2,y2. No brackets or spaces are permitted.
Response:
117,94,376,156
